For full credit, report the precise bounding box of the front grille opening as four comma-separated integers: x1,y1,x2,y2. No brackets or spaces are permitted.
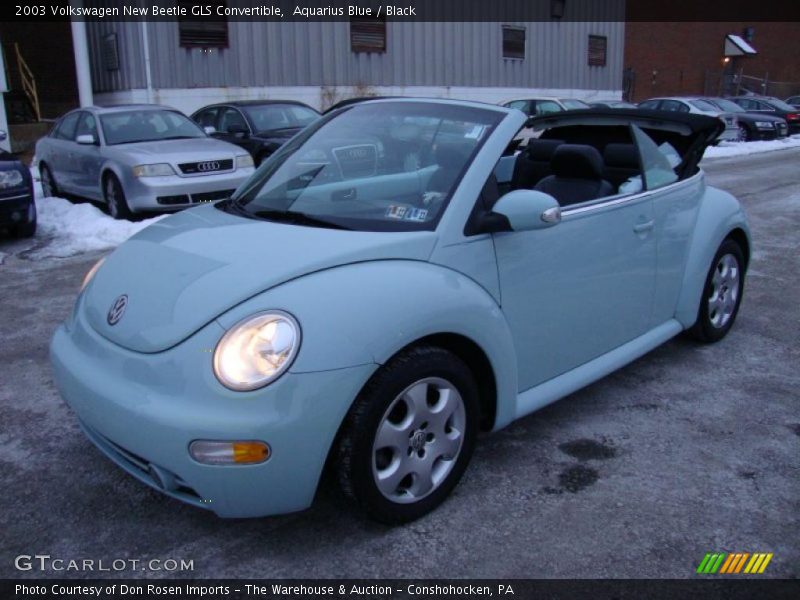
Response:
157,194,191,205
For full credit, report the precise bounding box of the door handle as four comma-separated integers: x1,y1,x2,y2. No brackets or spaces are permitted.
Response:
633,219,655,234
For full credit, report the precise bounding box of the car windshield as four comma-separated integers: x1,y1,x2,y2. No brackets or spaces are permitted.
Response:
100,110,205,145
690,99,719,112
242,104,319,133
561,99,591,109
710,98,745,113
764,97,796,111
229,102,502,231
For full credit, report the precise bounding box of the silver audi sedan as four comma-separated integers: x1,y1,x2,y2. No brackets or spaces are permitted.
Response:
35,105,255,219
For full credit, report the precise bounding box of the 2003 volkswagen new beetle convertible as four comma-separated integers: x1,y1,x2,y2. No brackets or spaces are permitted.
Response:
51,99,750,523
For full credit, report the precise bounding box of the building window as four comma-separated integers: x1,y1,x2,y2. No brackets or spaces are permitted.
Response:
350,17,387,53
178,1,228,48
502,26,526,60
103,33,119,71
588,35,607,67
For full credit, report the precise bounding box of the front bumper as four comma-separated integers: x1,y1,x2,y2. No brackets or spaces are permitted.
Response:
0,191,34,226
50,305,375,518
121,167,255,212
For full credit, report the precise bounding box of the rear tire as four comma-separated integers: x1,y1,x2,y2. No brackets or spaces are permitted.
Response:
689,239,745,343
336,346,479,524
104,173,133,220
40,164,58,198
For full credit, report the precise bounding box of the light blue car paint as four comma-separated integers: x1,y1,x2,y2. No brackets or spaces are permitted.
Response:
50,100,750,518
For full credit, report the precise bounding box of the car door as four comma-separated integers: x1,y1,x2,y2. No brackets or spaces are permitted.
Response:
493,132,657,392
70,112,105,200
46,111,81,192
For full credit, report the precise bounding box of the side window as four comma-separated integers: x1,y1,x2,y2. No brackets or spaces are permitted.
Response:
219,108,248,133
739,99,756,110
194,108,219,128
639,100,660,110
54,112,81,140
660,100,689,113
757,101,774,111
507,100,529,113
533,101,563,115
75,112,98,140
631,125,679,191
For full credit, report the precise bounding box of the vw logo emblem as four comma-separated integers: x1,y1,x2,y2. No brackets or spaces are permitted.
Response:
107,294,128,326
197,161,220,172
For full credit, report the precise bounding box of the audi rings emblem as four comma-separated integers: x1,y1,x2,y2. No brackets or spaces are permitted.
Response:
107,294,128,326
197,161,221,172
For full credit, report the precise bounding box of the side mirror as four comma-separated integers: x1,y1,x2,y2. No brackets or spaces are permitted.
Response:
0,130,7,142
76,134,96,145
227,124,249,138
203,125,217,135
483,190,561,233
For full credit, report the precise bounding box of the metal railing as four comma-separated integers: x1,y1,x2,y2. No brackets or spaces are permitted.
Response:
14,42,40,121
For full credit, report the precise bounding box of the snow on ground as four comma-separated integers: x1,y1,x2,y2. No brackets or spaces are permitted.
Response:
25,166,165,259
704,134,800,159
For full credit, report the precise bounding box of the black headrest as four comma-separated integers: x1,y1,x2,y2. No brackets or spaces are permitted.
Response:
551,144,605,179
525,138,565,161
435,142,472,169
603,143,639,169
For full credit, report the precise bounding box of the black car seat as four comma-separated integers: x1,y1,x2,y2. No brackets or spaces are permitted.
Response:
603,143,640,189
534,144,615,206
510,138,564,190
428,142,472,193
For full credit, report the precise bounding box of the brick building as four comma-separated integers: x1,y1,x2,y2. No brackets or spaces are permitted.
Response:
624,22,800,101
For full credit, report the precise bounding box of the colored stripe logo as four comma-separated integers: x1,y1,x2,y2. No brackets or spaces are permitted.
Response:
697,552,773,574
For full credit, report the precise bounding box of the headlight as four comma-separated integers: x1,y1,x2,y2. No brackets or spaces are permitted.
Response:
235,154,254,169
755,121,774,129
0,170,24,189
213,311,300,391
132,163,175,177
80,257,105,292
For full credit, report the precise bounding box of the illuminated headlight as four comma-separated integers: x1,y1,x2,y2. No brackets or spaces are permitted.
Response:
80,257,105,293
213,311,300,391
235,154,254,169
132,163,175,177
755,121,774,129
0,169,24,189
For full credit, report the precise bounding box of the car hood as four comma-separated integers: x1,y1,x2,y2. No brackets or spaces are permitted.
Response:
83,204,437,353
105,137,242,163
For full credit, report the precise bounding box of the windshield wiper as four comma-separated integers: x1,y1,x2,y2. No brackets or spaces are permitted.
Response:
253,208,351,230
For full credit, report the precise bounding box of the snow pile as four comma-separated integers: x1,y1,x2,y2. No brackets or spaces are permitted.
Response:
704,135,800,159
32,196,165,259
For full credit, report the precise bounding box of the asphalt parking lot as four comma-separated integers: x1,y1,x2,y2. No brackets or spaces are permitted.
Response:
1,149,798,579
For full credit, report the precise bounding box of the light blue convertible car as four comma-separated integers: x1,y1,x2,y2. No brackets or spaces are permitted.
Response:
51,100,750,523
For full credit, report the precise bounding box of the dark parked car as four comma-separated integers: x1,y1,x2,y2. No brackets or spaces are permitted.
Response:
729,96,800,134
0,131,35,238
192,101,320,165
703,97,788,141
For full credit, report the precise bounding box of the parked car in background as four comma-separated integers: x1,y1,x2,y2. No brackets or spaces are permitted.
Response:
637,97,740,142
785,95,800,109
51,100,749,524
702,97,788,141
728,96,800,134
589,100,638,109
35,105,255,220
192,101,319,166
0,130,35,237
502,97,591,116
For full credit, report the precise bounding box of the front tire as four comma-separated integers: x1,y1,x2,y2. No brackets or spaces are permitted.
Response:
689,239,745,343
737,124,751,142
15,202,37,238
336,346,479,524
40,164,58,198
104,173,133,220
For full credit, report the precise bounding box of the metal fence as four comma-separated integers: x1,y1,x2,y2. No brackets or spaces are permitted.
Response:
705,68,800,99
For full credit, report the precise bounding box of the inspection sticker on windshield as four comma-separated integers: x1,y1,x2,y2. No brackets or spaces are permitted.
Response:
386,206,428,222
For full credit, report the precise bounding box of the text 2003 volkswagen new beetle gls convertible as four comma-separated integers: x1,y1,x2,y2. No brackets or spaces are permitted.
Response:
51,100,750,523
